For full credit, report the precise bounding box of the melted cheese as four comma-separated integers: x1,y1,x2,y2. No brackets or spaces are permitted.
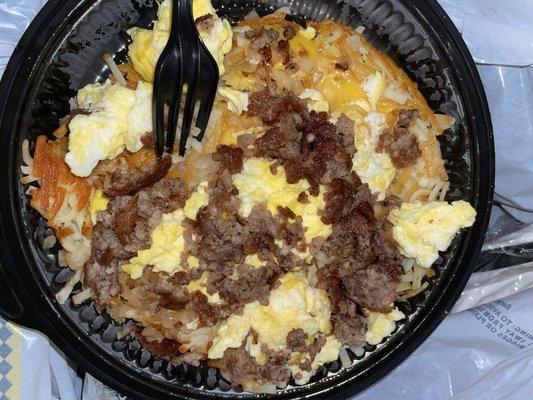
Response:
289,27,319,59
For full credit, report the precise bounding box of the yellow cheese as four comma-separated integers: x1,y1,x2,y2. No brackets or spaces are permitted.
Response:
290,27,319,59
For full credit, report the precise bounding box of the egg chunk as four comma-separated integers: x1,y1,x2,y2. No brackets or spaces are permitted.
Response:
288,336,342,385
388,200,476,268
350,112,396,200
365,307,405,345
185,271,223,305
122,182,210,279
208,272,333,360
299,89,329,113
244,254,267,269
65,81,153,177
218,86,249,114
362,71,387,111
89,189,109,224
128,0,232,82
352,150,395,202
232,158,331,243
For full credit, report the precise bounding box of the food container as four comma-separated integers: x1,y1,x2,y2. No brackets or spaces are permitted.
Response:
0,0,494,398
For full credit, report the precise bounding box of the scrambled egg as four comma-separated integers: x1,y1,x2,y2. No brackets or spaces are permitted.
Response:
127,0,233,82
200,13,233,76
122,182,210,279
232,158,331,243
362,71,387,111
350,112,396,201
299,26,317,40
365,308,405,346
358,112,386,149
89,189,109,224
185,271,222,304
352,150,395,201
208,271,333,360
388,200,476,268
299,89,329,113
288,336,342,385
245,254,267,268
383,83,411,105
65,81,153,177
218,86,249,114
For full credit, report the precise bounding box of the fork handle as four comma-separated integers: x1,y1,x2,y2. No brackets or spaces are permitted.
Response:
170,0,196,39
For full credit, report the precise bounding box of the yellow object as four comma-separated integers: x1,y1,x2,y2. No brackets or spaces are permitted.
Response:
208,272,333,360
299,89,329,113
316,72,367,111
89,189,109,224
192,0,216,18
65,81,153,177
300,26,317,40
288,336,342,385
185,272,223,304
350,112,397,201
389,200,476,268
290,27,319,59
352,150,396,201
122,182,209,278
127,0,233,82
365,308,405,345
232,158,331,243
183,181,210,219
218,86,249,114
362,71,387,111
187,255,200,268
244,254,267,268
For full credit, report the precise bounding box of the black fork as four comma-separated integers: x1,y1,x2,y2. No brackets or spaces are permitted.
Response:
153,0,219,157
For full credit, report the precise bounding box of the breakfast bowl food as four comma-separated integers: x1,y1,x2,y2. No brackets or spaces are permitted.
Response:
0,0,493,398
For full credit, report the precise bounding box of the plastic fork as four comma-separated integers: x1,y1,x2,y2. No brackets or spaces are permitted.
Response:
153,0,219,157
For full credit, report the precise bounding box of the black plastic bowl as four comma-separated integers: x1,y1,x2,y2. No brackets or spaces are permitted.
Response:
0,0,493,398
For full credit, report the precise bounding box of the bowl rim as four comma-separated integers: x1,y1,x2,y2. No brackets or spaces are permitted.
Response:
0,0,494,398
